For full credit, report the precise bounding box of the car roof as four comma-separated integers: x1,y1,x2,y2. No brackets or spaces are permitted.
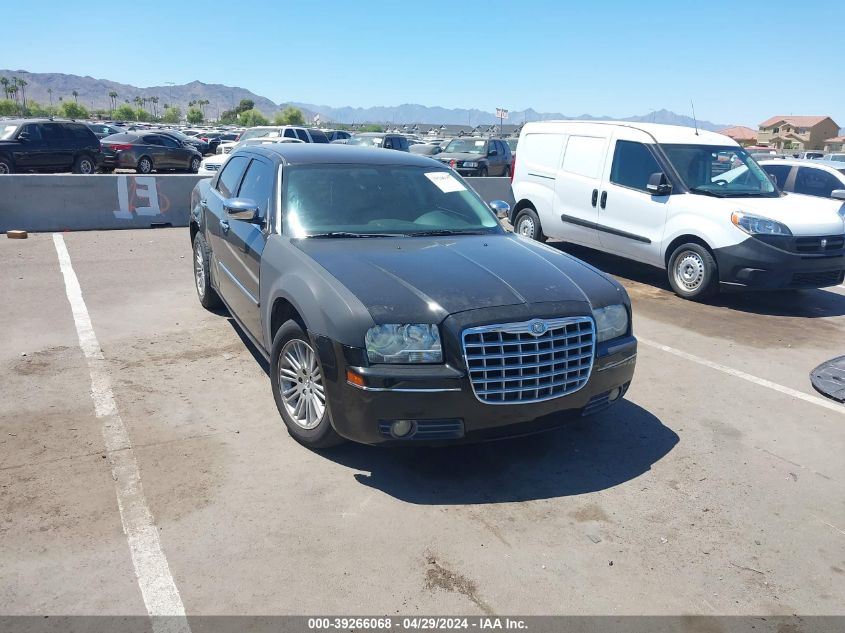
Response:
760,158,845,171
522,120,734,146
233,143,446,167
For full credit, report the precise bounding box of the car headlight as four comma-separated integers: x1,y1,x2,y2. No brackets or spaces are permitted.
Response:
462,161,478,168
592,305,628,342
731,211,792,236
365,324,442,364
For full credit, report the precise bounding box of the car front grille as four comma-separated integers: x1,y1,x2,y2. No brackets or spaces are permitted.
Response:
794,235,845,253
205,163,221,172
789,270,845,287
462,317,595,405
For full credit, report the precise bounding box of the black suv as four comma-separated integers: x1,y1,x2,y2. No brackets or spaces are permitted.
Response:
0,119,102,174
437,137,512,177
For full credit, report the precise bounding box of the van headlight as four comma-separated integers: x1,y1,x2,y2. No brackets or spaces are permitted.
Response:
365,324,442,364
731,211,792,236
592,305,628,342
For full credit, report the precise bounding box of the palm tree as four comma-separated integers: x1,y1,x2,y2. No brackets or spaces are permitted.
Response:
108,91,118,112
150,96,159,118
47,88,53,107
72,90,79,103
133,96,143,110
0,77,8,100
199,99,210,116
18,78,27,110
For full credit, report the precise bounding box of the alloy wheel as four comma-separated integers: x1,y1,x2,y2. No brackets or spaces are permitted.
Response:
278,339,326,430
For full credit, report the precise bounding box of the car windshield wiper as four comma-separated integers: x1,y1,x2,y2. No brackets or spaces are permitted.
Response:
306,231,396,238
404,229,489,237
688,187,727,198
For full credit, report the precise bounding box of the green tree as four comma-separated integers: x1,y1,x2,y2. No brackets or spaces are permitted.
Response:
274,106,305,126
0,99,17,116
360,124,385,133
238,109,269,127
113,103,136,120
186,107,204,124
135,108,152,122
162,106,182,124
0,78,9,100
60,101,89,119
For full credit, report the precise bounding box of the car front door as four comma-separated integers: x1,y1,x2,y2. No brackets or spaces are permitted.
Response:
215,156,274,340
141,135,170,169
13,123,45,171
160,134,188,170
595,133,669,264
204,155,250,300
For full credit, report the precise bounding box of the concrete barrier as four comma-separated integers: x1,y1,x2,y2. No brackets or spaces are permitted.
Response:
0,174,514,233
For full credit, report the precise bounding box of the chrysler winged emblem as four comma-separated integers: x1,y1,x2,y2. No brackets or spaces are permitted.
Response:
530,320,547,336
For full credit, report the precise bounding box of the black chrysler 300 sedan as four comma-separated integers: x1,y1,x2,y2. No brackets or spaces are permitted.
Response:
189,144,637,448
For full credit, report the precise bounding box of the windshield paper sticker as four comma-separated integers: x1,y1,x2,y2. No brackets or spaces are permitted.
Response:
425,171,467,193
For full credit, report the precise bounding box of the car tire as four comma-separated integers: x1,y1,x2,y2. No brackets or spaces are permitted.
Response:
72,155,95,175
667,242,719,300
503,165,511,178
192,232,222,309
190,156,201,173
270,320,345,450
479,166,488,177
137,156,153,174
0,157,13,174
514,207,547,242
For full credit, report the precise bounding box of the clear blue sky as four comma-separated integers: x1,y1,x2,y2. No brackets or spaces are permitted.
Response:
3,0,843,127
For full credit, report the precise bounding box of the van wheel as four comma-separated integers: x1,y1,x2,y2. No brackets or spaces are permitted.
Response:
0,157,12,174
667,243,719,300
514,208,546,242
270,320,345,450
72,155,96,174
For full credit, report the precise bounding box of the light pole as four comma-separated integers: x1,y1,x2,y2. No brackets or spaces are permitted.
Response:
165,81,174,108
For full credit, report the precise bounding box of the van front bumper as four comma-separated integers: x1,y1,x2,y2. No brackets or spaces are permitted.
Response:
317,336,637,445
714,237,845,289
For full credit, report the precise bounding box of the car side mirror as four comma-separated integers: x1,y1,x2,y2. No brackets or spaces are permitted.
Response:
488,149,498,156
224,198,260,222
17,132,30,142
489,199,510,219
831,189,845,201
646,172,672,195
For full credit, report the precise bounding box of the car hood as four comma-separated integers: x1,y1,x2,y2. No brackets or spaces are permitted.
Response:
731,193,845,235
294,233,620,323
436,152,485,162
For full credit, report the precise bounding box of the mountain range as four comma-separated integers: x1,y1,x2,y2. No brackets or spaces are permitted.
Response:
1,70,737,130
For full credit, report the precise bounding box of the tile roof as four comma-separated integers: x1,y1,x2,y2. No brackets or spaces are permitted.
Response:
824,136,845,143
758,115,832,129
719,126,758,141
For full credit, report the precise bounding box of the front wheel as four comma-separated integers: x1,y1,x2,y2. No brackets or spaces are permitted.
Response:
0,157,13,174
514,207,547,242
667,242,719,300
270,320,344,449
478,166,488,177
189,156,201,173
192,232,222,309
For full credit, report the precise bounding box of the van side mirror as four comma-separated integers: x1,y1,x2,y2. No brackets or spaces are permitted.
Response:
224,198,260,222
831,189,845,201
646,172,672,195
489,199,510,219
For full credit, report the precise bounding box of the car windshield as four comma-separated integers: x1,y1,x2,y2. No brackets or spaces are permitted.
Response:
444,139,487,154
661,144,778,197
347,136,383,147
1,124,19,140
282,165,502,238
830,155,845,162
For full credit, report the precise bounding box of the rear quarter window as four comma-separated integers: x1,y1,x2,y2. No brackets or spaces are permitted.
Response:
519,133,565,174
562,136,607,179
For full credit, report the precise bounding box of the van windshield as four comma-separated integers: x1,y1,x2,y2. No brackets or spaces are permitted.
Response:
662,144,779,198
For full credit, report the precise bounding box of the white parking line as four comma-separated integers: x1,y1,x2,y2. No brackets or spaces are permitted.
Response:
639,337,844,416
53,234,191,633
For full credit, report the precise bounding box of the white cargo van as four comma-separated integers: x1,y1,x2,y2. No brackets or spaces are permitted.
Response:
510,121,845,299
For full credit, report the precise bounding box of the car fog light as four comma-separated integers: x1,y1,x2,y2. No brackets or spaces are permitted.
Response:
608,387,622,402
391,420,416,438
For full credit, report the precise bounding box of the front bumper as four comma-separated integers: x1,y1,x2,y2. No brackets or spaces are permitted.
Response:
715,237,845,289
316,334,637,445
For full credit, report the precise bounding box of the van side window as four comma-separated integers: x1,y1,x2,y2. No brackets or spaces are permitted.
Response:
610,140,661,192
562,136,606,179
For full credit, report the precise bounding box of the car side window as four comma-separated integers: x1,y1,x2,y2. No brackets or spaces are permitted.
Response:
609,140,662,193
160,136,180,148
216,155,250,198
384,137,394,149
40,123,65,142
236,159,273,221
283,128,296,139
794,167,840,198
21,123,42,141
761,164,792,189
295,128,309,142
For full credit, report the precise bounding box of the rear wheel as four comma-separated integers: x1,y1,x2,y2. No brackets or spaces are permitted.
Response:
514,207,547,242
667,242,719,300
0,157,12,174
270,320,344,449
137,156,153,174
73,155,96,175
192,232,221,309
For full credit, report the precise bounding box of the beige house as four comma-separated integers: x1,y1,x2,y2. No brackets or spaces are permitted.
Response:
757,115,841,151
719,126,758,146
824,136,845,153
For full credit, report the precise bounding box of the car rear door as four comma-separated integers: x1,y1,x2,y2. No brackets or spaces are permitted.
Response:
141,135,170,169
39,123,71,171
13,123,45,171
594,132,669,264
215,156,274,340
